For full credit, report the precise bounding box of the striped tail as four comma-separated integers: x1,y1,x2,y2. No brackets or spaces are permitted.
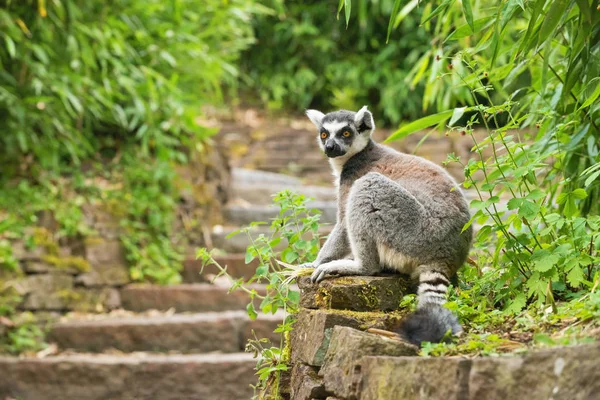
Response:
396,270,462,346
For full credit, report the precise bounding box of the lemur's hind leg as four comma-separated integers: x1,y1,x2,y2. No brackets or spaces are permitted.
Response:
311,172,427,283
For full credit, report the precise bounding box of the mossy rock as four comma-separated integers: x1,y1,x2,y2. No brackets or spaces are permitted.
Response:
290,308,408,367
297,275,413,312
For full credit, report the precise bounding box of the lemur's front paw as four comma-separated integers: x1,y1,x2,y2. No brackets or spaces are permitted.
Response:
310,264,335,283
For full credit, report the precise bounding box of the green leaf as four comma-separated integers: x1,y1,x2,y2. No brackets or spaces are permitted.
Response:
344,0,351,27
421,0,455,25
531,249,559,272
337,0,344,19
385,110,453,142
387,0,403,43
578,80,600,111
283,249,299,264
525,189,546,201
246,303,257,320
256,265,268,277
507,198,522,210
584,171,600,187
518,200,540,220
449,107,467,127
4,36,16,58
245,251,255,264
505,293,526,314
538,0,568,46
572,188,588,200
446,17,494,41
566,264,584,288
462,0,474,31
288,290,300,305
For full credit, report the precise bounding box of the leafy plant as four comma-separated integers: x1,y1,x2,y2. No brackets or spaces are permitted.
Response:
0,0,261,171
240,0,432,124
197,190,322,399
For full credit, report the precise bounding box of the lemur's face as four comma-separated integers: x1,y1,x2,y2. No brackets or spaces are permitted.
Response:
306,107,375,159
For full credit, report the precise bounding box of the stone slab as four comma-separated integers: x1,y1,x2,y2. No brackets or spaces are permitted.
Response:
291,309,405,367
120,283,266,312
349,343,600,400
291,363,327,400
0,353,256,400
321,326,418,399
75,239,129,286
16,274,74,311
49,311,243,353
49,310,283,354
298,275,413,312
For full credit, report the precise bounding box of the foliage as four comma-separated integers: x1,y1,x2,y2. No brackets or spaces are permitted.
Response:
239,0,432,124
197,191,322,399
376,0,600,211
335,0,600,353
0,0,261,170
0,0,266,288
335,0,600,309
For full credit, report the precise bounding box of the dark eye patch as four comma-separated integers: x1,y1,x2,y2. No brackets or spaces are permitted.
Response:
336,126,353,138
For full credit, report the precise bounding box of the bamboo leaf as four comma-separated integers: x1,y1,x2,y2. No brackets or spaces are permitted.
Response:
516,0,545,57
385,110,454,142
578,79,600,111
446,17,494,41
344,0,351,27
421,0,455,25
387,0,403,43
4,36,15,58
462,0,474,31
337,0,344,19
449,106,467,126
538,0,569,46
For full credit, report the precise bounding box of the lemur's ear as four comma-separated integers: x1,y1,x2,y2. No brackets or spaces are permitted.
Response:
354,106,375,133
306,109,325,128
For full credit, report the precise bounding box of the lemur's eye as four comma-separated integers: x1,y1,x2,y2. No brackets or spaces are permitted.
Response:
342,131,351,137
321,132,328,139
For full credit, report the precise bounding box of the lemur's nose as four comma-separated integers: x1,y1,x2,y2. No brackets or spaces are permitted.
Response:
325,143,335,152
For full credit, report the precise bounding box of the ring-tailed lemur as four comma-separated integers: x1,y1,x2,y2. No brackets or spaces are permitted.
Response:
303,106,473,346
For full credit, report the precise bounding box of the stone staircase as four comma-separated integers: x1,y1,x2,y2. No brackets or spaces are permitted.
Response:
0,167,336,400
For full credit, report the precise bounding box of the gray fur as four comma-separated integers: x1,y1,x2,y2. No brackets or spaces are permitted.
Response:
303,106,473,345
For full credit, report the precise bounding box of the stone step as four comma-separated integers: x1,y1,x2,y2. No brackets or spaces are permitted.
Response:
223,200,337,226
0,352,257,400
211,225,333,253
183,254,260,283
232,167,301,186
49,310,283,354
120,283,266,313
232,182,336,205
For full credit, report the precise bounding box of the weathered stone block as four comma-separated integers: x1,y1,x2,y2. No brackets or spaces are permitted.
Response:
11,241,45,261
0,353,256,400
347,343,600,400
75,238,129,286
67,288,121,312
297,275,412,312
321,326,418,399
468,343,600,400
354,356,468,400
291,364,327,400
120,284,266,312
49,311,243,353
291,309,405,367
16,274,74,310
